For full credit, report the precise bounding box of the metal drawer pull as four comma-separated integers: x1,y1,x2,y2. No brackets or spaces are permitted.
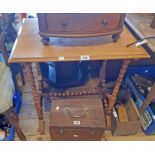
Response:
101,20,108,26
64,108,88,118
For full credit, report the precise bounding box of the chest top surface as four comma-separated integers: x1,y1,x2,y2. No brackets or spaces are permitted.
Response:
9,18,150,63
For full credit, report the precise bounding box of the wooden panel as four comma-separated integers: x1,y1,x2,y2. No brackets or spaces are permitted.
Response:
118,105,128,123
9,18,150,63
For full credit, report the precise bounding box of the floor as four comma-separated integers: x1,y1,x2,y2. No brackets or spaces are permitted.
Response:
15,74,155,141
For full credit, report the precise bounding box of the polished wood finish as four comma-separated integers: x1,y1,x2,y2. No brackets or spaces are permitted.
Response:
9,18,150,63
49,97,106,140
37,13,125,40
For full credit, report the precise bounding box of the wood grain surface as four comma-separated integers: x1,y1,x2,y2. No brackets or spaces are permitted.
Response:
9,18,150,63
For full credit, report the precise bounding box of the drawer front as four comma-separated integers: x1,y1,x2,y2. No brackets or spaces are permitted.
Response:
44,13,122,35
50,127,104,141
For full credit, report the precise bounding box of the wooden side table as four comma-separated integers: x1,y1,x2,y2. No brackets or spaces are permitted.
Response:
9,18,150,134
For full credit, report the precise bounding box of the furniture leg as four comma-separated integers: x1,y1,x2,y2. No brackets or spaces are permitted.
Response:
35,63,43,95
99,60,107,97
3,107,26,141
106,59,131,129
24,63,44,134
35,63,44,133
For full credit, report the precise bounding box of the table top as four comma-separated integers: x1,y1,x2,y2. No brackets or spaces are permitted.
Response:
9,18,150,63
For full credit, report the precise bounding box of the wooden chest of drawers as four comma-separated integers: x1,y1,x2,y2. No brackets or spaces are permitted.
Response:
49,97,106,141
37,13,126,42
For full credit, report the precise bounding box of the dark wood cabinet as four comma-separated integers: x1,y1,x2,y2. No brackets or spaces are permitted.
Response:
37,13,126,42
49,97,106,141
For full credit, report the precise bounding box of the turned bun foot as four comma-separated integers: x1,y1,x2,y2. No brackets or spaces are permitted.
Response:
112,34,120,42
41,37,50,45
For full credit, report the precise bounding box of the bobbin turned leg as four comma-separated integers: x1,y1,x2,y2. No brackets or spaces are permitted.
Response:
98,60,110,129
24,63,44,134
98,60,108,108
106,60,131,129
35,63,44,133
99,60,107,94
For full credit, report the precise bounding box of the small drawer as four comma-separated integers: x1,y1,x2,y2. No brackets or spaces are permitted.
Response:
50,127,104,141
45,13,122,35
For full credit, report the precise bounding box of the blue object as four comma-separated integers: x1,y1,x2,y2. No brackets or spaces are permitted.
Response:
3,91,22,141
13,91,22,114
3,127,15,141
0,53,5,62
125,76,155,135
127,65,155,79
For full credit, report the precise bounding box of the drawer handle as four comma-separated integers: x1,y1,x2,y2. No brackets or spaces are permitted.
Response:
61,20,68,27
64,108,88,118
101,20,108,26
